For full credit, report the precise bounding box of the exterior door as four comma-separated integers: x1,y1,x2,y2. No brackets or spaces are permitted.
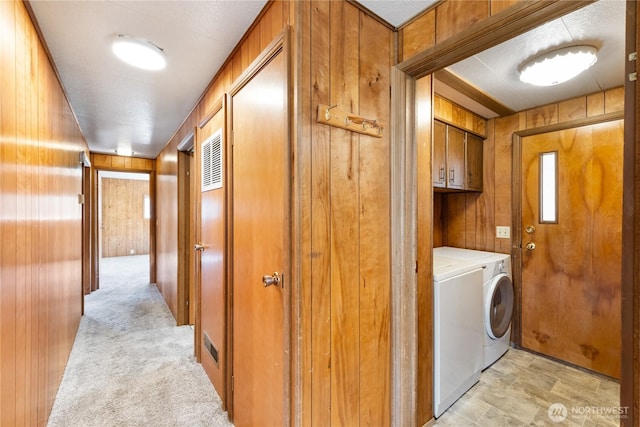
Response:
197,103,226,406
230,42,289,426
520,120,623,378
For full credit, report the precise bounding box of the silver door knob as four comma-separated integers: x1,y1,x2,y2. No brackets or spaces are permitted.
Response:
262,272,281,288
194,243,206,252
525,242,536,251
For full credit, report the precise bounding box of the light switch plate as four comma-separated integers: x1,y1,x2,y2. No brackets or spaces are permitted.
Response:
496,226,511,239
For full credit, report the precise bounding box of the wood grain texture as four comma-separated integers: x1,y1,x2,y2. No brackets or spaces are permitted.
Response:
101,178,150,257
329,3,360,425
415,74,434,425
439,89,624,254
198,107,227,408
520,121,623,378
400,10,435,63
435,0,489,44
1,1,86,424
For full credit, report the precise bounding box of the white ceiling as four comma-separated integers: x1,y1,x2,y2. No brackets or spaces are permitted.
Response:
27,0,625,159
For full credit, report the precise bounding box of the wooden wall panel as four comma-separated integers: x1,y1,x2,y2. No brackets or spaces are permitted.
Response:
1,1,87,424
439,88,625,254
101,178,150,257
435,1,488,44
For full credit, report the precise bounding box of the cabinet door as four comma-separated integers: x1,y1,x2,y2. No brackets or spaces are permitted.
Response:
446,125,465,190
433,121,446,188
465,133,483,191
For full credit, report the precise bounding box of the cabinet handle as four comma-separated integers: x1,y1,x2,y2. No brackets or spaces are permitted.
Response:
439,167,445,182
449,168,455,182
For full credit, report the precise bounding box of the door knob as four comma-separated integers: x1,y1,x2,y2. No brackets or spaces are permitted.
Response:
262,272,281,288
525,225,535,234
194,243,206,252
525,242,536,251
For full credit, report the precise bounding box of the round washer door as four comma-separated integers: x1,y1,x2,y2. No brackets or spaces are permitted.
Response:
485,273,514,339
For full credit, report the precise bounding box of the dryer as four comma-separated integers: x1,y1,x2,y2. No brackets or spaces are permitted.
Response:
479,253,513,369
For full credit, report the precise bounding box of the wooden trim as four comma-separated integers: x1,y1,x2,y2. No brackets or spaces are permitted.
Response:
511,112,625,354
198,98,224,129
390,66,418,427
621,0,638,424
398,0,594,78
434,69,516,117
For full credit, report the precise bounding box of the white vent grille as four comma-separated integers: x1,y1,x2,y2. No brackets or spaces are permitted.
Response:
201,129,223,192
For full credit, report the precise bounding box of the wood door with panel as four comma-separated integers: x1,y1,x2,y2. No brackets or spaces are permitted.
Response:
230,42,289,426
197,102,227,407
520,120,623,378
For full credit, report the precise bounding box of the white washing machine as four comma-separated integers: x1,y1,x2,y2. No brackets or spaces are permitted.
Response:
434,247,514,369
478,253,513,369
432,255,484,418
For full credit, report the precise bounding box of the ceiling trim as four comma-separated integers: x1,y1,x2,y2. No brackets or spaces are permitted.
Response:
398,0,595,78
434,69,516,117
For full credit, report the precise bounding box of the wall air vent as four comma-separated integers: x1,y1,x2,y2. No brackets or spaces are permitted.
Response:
203,332,219,366
201,128,223,192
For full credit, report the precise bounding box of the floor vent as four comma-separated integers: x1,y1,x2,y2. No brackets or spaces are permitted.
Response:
203,332,219,366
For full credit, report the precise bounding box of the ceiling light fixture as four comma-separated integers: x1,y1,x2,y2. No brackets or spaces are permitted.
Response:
519,45,598,86
116,146,133,157
111,35,167,71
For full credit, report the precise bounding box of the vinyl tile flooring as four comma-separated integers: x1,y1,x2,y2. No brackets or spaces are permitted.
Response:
432,348,621,426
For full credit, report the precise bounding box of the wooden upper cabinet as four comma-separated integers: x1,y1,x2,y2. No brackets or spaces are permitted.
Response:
446,125,465,190
465,133,483,191
433,121,447,188
433,119,483,192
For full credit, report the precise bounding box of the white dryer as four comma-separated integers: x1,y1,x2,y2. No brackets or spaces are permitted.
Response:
432,255,484,418
478,253,513,369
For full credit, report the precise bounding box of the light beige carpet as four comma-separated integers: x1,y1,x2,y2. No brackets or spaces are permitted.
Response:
47,255,232,427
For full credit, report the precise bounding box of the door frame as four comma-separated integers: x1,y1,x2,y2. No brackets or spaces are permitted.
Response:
90,166,156,293
225,29,292,423
177,132,195,326
391,1,636,425
511,111,624,348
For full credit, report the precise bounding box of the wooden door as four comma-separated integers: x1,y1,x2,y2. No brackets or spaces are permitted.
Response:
230,43,289,426
446,125,465,190
520,120,623,378
197,103,226,405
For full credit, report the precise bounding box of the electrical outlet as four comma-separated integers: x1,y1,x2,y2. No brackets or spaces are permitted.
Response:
496,226,511,239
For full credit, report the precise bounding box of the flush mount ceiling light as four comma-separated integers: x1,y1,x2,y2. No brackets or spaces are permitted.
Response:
111,35,167,71
116,146,133,157
519,45,598,86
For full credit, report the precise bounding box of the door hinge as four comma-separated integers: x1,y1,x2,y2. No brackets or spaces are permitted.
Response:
629,52,637,61
630,72,638,82
186,300,189,307
231,375,234,391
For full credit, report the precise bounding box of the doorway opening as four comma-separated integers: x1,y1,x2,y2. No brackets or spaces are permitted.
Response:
95,171,152,291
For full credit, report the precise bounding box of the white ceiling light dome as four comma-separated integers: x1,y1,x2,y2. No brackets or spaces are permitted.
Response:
519,45,598,86
111,35,167,71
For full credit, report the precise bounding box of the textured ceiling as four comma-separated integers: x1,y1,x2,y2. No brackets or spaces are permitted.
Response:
444,0,625,117
28,0,267,159
27,0,626,159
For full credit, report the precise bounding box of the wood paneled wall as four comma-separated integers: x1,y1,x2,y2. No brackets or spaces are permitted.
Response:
1,0,87,424
439,87,625,253
154,0,291,349
154,0,392,425
101,178,150,257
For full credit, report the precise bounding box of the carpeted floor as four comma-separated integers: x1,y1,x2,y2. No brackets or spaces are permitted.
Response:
47,255,232,427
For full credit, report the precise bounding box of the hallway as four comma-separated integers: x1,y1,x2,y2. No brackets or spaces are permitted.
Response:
47,256,231,426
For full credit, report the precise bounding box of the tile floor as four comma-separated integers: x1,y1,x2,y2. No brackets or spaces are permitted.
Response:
432,348,622,426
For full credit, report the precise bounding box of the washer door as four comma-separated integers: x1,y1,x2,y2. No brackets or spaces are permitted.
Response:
485,273,514,339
